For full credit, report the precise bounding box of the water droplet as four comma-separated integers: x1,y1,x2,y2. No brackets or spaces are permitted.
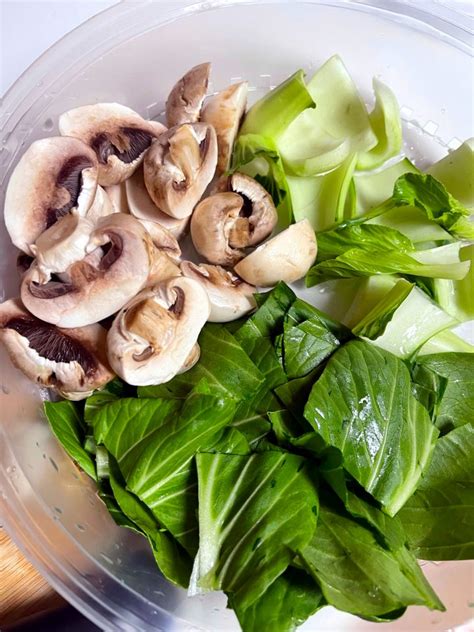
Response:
49,457,59,472
42,453,46,459
153,590,165,597
42,118,54,131
76,523,86,532
54,506,63,514
1,384,10,394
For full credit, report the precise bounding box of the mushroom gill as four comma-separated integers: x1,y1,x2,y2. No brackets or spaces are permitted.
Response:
0,299,114,400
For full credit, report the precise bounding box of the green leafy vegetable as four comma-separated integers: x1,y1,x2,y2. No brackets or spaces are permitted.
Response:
281,316,339,379
357,78,402,170
108,457,193,587
307,242,469,285
44,400,97,480
231,566,324,632
301,499,444,618
391,173,474,239
138,325,266,412
413,353,474,433
317,224,414,261
304,341,438,514
192,451,318,609
400,424,474,560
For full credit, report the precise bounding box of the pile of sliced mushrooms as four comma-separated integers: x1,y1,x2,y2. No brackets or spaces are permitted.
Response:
0,63,317,398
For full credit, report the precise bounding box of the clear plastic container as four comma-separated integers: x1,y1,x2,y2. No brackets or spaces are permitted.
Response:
0,2,473,630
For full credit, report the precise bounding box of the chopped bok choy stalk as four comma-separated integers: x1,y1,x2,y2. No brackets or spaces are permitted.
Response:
287,153,357,230
417,328,474,355
432,244,474,321
352,280,458,358
278,55,376,176
355,158,420,215
427,138,474,209
239,69,315,140
357,78,403,170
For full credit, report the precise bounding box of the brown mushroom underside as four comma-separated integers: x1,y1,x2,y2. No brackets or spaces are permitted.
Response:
46,154,95,229
5,316,98,376
91,127,155,166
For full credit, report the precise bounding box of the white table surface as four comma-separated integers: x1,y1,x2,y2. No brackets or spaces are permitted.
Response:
1,0,472,98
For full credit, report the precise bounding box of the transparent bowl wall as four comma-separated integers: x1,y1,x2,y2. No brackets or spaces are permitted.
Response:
0,1,473,630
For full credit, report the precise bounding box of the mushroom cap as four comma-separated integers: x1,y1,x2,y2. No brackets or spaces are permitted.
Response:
4,136,98,255
166,62,211,127
201,81,248,175
59,103,164,186
125,164,189,239
212,171,278,247
180,261,256,323
143,123,217,219
21,213,154,328
31,185,116,283
0,298,114,399
234,219,317,287
106,276,210,386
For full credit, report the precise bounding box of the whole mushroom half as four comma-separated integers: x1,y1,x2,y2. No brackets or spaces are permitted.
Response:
21,214,154,328
107,277,210,386
143,123,217,219
125,165,189,239
59,103,166,186
166,62,211,127
201,82,248,175
190,173,277,266
4,136,98,254
0,299,114,400
234,219,317,287
181,261,256,322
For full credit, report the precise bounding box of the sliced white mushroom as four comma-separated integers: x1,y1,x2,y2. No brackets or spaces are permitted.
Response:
201,82,248,175
21,214,154,328
145,223,182,285
30,185,116,283
105,182,129,214
59,103,166,186
0,298,114,400
31,214,96,285
234,219,317,287
180,261,256,322
125,165,189,239
106,277,210,386
143,123,217,219
4,136,98,255
212,172,278,246
166,62,211,127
